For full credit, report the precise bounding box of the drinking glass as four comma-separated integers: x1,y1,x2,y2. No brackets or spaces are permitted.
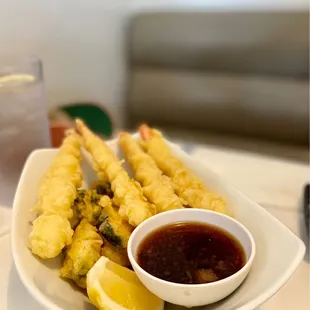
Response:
0,56,51,206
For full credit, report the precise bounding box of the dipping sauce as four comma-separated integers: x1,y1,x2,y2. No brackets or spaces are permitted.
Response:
137,222,246,284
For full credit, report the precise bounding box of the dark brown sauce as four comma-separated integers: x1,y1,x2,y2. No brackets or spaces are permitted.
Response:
137,222,245,285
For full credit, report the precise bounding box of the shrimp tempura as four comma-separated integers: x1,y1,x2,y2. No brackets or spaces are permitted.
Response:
33,130,83,218
29,130,82,259
76,119,154,226
139,125,227,214
30,214,74,259
39,129,82,189
119,132,184,213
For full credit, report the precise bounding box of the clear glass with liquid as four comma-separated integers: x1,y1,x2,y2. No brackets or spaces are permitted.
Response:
0,57,51,206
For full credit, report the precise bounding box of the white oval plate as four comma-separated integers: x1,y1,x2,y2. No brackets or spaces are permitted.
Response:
11,135,305,310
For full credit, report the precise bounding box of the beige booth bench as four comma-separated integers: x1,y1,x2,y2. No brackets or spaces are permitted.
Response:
125,11,308,161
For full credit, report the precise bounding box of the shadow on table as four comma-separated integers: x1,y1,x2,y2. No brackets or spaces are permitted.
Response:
7,264,42,310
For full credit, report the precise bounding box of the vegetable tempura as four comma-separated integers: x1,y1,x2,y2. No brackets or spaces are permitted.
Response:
29,130,82,259
101,239,130,267
60,220,103,288
98,195,133,248
139,125,227,214
119,132,185,213
70,189,103,229
76,119,155,226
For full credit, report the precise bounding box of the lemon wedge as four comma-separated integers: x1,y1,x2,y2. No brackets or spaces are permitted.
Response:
87,256,164,310
0,74,35,86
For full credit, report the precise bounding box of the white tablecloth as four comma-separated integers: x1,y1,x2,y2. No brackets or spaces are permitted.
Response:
1,144,309,310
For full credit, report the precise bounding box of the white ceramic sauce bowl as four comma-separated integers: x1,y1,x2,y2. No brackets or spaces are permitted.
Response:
128,209,256,308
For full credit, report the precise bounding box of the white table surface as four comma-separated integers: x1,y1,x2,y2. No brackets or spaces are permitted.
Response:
1,143,309,310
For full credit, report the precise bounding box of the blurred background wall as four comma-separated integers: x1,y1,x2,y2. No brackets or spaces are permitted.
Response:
0,0,308,130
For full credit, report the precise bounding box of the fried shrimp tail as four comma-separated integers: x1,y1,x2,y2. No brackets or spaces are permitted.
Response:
76,119,154,226
29,130,83,259
139,125,227,214
60,220,103,288
119,132,184,213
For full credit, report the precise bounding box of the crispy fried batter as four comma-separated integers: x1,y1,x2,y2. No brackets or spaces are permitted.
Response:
139,125,227,214
60,219,103,288
101,239,130,267
29,130,82,259
76,119,154,226
119,132,184,213
30,214,73,259
32,130,83,218
39,129,82,189
91,180,113,198
98,196,133,248
70,189,103,228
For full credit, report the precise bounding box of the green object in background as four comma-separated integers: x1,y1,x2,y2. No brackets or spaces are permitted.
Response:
61,103,113,137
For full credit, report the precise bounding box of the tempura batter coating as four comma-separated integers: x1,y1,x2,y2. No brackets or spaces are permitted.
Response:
33,130,83,218
60,220,103,288
39,129,82,188
119,132,184,213
101,239,130,267
139,125,227,214
99,195,133,248
29,130,83,258
76,119,154,226
29,214,73,259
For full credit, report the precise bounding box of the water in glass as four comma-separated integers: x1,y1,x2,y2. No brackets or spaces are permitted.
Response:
0,60,51,206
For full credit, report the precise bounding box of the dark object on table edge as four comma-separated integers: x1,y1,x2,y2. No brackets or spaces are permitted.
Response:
303,184,309,238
